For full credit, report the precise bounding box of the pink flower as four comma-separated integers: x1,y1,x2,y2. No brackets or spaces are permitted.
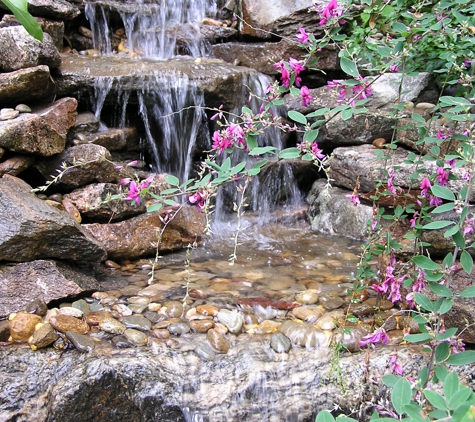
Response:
346,193,360,205
464,217,475,236
410,212,418,228
296,28,309,44
318,0,342,26
388,275,404,303
429,195,442,207
389,65,398,72
311,142,325,159
281,67,291,88
420,178,431,197
391,354,403,376
436,167,449,186
387,169,396,194
437,129,449,140
126,180,140,205
359,327,389,348
188,191,206,212
127,160,138,167
300,86,313,107
120,178,132,185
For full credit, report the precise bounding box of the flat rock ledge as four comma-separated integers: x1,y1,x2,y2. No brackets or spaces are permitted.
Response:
0,342,439,422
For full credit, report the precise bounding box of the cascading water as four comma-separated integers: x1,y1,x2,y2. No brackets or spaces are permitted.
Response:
85,0,217,59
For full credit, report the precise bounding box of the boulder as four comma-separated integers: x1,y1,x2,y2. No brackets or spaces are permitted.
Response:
0,341,453,422
211,40,338,75
63,177,167,223
36,143,119,189
0,176,107,262
0,260,101,317
0,65,57,107
0,97,77,156
0,155,35,177
0,0,80,20
0,15,65,51
238,0,321,39
307,180,373,239
329,144,475,200
0,26,61,72
82,206,206,260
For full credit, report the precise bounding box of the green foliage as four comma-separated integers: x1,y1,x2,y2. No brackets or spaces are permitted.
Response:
1,0,43,41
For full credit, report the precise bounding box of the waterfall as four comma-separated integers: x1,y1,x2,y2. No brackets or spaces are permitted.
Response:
85,0,217,59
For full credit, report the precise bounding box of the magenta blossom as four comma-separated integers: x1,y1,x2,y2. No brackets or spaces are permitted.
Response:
126,180,140,204
389,65,398,72
436,167,449,186
300,86,313,107
390,354,403,376
188,191,206,212
346,193,360,205
311,142,325,160
420,178,431,197
318,0,343,26
296,28,309,44
359,327,389,348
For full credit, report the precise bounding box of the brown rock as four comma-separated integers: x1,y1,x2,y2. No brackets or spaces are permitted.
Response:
9,312,42,341
0,155,35,177
61,198,81,223
82,205,206,260
151,328,171,339
206,328,230,354
29,323,59,350
0,97,77,156
49,314,89,334
0,65,56,107
190,320,214,333
196,305,219,317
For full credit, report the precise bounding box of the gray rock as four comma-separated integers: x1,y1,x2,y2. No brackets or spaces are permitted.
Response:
238,0,322,39
270,332,292,353
0,97,77,156
0,259,101,317
67,112,100,142
0,342,439,422
0,176,107,264
65,331,96,352
0,0,80,20
122,316,152,331
0,26,60,72
211,40,338,75
0,65,56,107
36,143,119,189
307,180,373,240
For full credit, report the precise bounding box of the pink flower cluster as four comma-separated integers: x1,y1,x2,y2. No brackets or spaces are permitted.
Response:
187,190,207,212
316,0,344,26
273,58,306,88
359,327,389,348
372,253,404,303
297,140,325,160
121,175,154,205
212,123,248,155
327,78,373,105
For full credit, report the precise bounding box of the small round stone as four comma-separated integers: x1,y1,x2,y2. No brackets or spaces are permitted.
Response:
164,301,184,318
49,315,89,335
99,317,126,334
123,328,148,345
28,323,58,350
15,104,31,113
189,320,214,333
85,311,111,326
206,328,230,354
111,335,132,348
216,309,243,334
72,299,90,315
194,342,216,361
270,333,291,353
121,315,152,331
66,331,95,352
168,322,191,336
58,307,84,318
151,328,170,339
0,108,19,120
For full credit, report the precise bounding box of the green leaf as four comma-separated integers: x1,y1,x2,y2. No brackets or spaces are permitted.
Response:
436,365,448,381
446,351,475,365
460,250,473,275
249,146,277,156
429,283,453,297
453,403,475,422
165,174,180,186
411,113,427,124
424,389,447,410
460,286,475,298
439,298,453,315
315,410,335,422
423,220,454,230
340,57,360,78
246,135,258,151
449,387,472,410
453,230,466,249
146,203,163,212
382,374,399,388
431,185,455,201
404,333,433,344
391,377,412,415
341,108,354,120
288,110,307,125
392,22,408,33
303,129,319,142
444,371,460,402
413,255,440,271
436,327,458,341
435,342,450,363
432,203,456,213
230,161,247,175
1,0,43,41
414,292,434,311
160,188,179,195
306,108,330,117
335,417,358,422
163,199,177,206
403,403,429,422
439,96,473,107
278,147,301,159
